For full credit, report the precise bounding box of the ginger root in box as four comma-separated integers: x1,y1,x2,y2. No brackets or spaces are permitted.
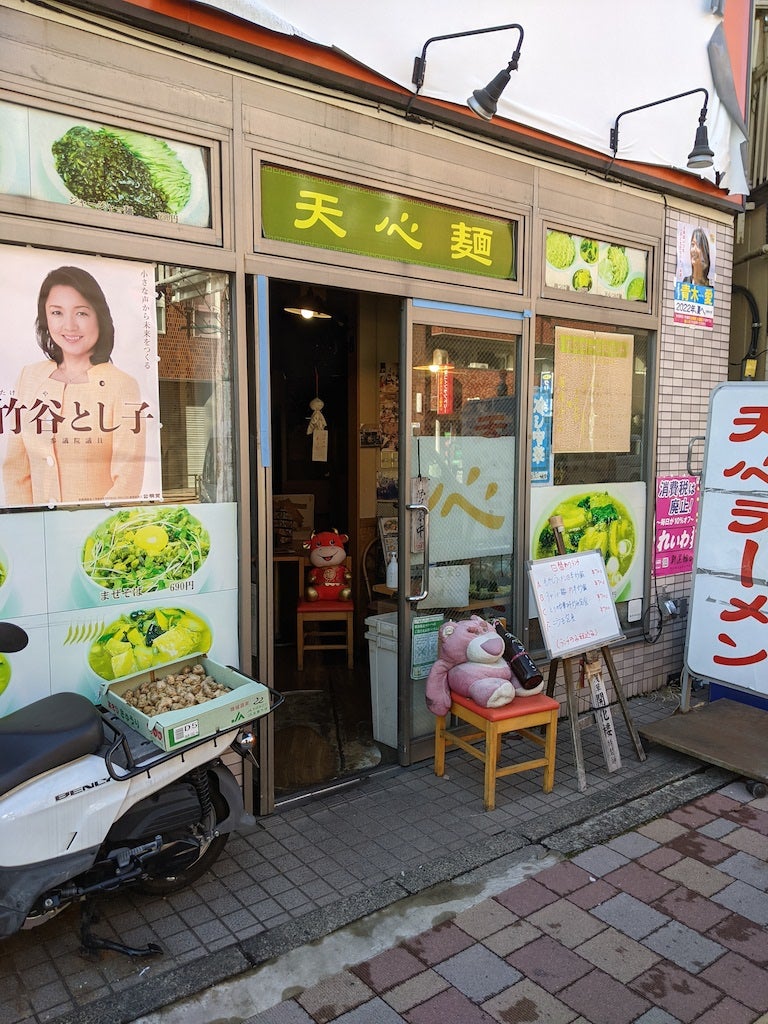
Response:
122,663,229,716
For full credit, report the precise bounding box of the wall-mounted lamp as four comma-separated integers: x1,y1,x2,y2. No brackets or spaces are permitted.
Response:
609,87,714,170
409,22,524,122
283,287,332,320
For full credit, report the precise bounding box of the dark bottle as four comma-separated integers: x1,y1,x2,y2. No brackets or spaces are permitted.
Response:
493,620,543,690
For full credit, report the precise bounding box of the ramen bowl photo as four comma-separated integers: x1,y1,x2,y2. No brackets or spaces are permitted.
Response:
87,605,213,681
0,541,11,614
532,490,637,598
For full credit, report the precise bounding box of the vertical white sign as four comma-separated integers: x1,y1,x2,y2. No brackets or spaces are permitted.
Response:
686,383,768,695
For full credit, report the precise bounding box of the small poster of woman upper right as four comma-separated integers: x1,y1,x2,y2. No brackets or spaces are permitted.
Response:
674,222,716,330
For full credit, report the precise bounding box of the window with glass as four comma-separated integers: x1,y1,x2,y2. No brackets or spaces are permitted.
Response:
154,265,234,504
528,315,651,651
409,322,519,623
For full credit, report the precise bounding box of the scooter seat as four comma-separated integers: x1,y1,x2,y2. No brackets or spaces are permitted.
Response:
0,692,104,798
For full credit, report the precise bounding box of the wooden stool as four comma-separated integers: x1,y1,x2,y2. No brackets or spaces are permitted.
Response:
434,691,560,810
296,600,354,669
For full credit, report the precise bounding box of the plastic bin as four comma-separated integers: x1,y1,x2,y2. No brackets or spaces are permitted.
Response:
365,612,435,747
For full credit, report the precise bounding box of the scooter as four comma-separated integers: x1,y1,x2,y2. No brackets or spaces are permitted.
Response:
0,621,281,955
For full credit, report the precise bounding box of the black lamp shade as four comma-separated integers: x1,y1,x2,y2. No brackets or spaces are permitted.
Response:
687,123,714,169
467,66,512,120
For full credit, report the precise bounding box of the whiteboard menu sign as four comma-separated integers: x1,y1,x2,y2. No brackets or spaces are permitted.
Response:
528,550,624,659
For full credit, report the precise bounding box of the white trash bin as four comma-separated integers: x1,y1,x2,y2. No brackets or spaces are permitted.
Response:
365,612,435,747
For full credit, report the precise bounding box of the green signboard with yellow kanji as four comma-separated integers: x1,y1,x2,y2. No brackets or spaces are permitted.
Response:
261,165,516,280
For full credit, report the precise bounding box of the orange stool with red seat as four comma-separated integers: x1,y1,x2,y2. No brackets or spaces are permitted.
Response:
434,691,560,810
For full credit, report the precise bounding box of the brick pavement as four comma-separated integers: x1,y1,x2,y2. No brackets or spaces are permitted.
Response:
0,693,752,1024
244,783,768,1024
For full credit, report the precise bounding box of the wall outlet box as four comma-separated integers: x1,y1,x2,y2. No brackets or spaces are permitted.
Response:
628,598,643,622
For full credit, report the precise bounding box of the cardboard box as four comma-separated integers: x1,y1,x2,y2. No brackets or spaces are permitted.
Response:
100,656,271,751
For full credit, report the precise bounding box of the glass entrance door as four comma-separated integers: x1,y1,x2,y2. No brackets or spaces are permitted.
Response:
399,299,526,763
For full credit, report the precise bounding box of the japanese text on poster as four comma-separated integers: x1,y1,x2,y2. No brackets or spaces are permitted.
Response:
674,222,716,330
654,474,699,577
0,245,162,508
528,549,623,659
531,371,553,484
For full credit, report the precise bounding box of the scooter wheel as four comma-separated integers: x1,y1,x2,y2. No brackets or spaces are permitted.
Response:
137,788,229,896
746,779,767,799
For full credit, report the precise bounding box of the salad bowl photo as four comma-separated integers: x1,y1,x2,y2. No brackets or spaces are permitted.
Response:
532,490,638,599
0,653,10,698
0,540,11,613
80,506,211,598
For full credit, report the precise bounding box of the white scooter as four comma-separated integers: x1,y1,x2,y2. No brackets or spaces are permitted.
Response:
0,621,281,955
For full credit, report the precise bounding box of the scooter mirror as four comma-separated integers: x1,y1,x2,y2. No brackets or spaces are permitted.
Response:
0,622,29,653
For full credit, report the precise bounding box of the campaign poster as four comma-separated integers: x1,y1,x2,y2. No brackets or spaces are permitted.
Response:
0,244,162,508
673,222,716,330
654,474,699,577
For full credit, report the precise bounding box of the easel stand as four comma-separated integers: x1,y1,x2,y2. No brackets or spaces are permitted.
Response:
536,515,646,792
546,646,646,792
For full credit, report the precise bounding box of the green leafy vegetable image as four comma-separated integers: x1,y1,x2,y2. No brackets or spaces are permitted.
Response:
82,506,210,593
535,491,635,593
572,269,593,291
598,245,630,287
546,231,576,269
626,276,647,301
580,238,599,263
52,125,192,217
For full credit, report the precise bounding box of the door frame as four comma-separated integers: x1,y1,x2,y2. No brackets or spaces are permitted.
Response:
397,297,531,765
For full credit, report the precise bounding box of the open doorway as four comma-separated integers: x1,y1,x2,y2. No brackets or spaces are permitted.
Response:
266,280,397,796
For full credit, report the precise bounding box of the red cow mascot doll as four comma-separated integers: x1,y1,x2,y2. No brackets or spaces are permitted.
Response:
303,529,352,602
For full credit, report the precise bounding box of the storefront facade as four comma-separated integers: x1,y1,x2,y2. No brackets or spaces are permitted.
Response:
0,0,743,810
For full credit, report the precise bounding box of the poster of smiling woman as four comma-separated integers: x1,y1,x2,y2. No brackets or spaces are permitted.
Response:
0,244,162,508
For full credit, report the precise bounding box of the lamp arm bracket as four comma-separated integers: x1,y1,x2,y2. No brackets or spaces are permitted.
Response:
411,22,524,91
610,87,710,156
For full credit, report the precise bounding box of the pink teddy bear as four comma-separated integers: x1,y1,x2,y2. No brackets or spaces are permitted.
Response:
425,616,544,718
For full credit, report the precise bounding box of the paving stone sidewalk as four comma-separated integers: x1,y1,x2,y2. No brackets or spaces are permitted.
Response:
245,783,768,1024
0,693,752,1024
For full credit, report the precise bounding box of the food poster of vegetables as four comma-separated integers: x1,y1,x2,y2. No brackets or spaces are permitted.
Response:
544,229,648,302
0,504,239,712
43,502,237,611
552,328,634,454
0,616,54,717
0,512,48,618
0,244,162,508
0,514,52,714
0,101,211,227
530,481,647,602
46,589,239,704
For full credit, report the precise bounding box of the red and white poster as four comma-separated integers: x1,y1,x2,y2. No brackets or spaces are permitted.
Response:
0,244,162,508
435,365,454,416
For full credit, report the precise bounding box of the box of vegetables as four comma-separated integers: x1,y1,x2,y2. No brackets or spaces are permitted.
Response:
100,655,271,751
